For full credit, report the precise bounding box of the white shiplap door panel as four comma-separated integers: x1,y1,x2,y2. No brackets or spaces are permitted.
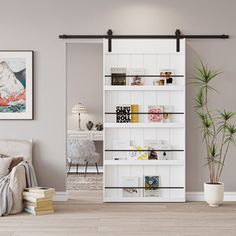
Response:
104,39,186,202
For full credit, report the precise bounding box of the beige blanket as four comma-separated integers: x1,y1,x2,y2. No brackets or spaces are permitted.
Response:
0,161,37,216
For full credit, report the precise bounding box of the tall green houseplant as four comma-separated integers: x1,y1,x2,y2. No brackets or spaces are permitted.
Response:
194,61,236,184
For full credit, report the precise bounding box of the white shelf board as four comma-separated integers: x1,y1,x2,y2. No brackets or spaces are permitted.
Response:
104,197,185,203
105,160,184,166
104,123,184,128
104,85,184,91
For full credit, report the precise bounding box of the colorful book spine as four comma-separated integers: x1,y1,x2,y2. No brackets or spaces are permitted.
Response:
131,104,139,123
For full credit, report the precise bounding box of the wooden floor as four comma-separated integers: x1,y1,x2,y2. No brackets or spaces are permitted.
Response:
2,190,236,236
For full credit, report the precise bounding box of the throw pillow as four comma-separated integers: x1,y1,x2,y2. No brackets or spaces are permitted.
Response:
0,153,9,158
0,157,13,178
9,157,24,172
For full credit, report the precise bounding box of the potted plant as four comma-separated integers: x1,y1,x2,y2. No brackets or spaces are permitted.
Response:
193,61,236,207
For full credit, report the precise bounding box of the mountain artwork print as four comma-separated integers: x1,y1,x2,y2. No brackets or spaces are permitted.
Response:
0,51,33,119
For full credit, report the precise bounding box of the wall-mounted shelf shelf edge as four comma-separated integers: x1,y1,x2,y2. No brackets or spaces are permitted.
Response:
104,160,185,166
104,123,184,128
104,85,184,91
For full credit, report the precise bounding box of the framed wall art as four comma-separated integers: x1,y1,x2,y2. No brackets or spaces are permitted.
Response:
0,51,34,119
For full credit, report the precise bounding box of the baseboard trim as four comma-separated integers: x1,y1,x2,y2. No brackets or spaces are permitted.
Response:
53,191,68,201
186,192,236,201
53,191,236,202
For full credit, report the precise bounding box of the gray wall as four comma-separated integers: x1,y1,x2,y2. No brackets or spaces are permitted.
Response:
1,0,236,192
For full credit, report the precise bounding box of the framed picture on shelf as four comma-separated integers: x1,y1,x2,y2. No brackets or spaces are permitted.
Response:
144,176,160,197
112,139,130,160
163,105,173,123
111,67,127,85
0,51,34,120
160,69,174,85
128,68,145,86
122,176,139,197
144,139,162,160
116,105,131,123
159,144,172,160
148,105,163,122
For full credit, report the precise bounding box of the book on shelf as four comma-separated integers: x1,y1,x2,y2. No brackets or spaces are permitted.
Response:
133,146,148,160
144,176,160,197
116,105,131,123
131,104,139,123
122,176,139,197
148,105,163,122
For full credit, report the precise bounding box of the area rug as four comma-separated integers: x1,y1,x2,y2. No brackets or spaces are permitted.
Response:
67,173,103,191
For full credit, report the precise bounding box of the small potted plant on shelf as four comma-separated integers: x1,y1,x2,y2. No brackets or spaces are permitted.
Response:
193,61,236,207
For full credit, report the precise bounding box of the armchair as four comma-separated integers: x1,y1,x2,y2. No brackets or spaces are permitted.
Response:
67,138,100,177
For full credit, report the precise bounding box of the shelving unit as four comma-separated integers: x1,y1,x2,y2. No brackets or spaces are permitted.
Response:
103,39,186,202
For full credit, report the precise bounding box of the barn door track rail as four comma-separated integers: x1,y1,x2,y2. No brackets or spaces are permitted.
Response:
59,29,229,52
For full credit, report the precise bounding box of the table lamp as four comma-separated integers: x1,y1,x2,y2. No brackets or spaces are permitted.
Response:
72,102,87,130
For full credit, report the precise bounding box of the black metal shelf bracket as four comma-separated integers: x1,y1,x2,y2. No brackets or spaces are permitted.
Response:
107,29,113,52
59,29,229,53
175,29,181,52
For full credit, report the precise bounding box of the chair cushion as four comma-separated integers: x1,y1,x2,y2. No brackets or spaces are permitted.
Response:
67,139,100,164
0,156,13,178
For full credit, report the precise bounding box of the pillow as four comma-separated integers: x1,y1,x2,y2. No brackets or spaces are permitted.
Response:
0,157,13,178
0,153,9,158
9,157,24,172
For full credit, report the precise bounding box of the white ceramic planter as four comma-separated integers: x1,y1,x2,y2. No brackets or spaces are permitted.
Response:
204,182,224,207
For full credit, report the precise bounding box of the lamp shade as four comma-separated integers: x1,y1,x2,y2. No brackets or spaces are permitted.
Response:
72,103,87,114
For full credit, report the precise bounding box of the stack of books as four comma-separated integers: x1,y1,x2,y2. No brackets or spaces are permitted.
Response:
23,187,55,216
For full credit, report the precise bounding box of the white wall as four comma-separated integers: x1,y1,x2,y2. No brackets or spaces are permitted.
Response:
0,0,236,191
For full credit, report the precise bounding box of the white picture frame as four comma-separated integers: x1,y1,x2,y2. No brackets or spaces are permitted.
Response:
0,51,33,120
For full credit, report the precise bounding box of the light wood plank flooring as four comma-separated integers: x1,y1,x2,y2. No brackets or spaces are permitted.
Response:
1,190,236,236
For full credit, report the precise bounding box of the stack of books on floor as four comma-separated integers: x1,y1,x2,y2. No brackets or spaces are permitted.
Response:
23,187,55,216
